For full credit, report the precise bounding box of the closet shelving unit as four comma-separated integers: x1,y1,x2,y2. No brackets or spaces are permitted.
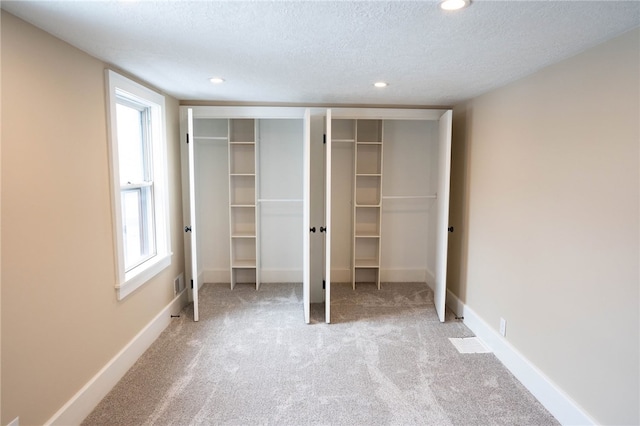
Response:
353,119,383,289
228,118,259,289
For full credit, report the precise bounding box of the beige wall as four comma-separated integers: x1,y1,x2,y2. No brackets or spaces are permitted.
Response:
1,12,185,425
449,28,639,425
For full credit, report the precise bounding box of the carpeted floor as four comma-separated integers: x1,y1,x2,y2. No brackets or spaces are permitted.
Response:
82,282,559,425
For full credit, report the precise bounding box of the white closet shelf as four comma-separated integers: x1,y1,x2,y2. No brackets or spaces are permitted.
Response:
356,141,382,145
332,139,355,143
231,232,256,238
355,233,380,238
229,141,255,145
354,259,380,267
230,173,256,176
230,204,256,208
355,203,381,208
356,173,381,177
231,260,257,268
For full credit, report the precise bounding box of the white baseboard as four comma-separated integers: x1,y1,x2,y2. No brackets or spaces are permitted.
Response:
259,268,302,283
331,268,351,283
445,288,465,317
425,268,435,291
200,269,305,284
331,268,433,284
200,268,435,287
45,291,189,425
200,269,228,284
380,268,428,283
446,290,596,426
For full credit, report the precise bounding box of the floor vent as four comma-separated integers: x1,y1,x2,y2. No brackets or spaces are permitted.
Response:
449,337,491,354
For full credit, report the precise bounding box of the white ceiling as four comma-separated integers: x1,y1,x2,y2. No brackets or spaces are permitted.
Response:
3,1,639,106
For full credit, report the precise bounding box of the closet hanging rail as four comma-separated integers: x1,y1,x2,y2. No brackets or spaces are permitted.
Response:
257,198,303,203
194,136,228,141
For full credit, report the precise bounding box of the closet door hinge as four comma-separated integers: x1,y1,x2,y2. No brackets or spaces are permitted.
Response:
323,280,326,289
191,279,194,289
323,134,326,144
186,133,189,144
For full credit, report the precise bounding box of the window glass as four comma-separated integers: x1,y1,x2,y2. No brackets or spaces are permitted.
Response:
122,189,143,266
116,102,146,184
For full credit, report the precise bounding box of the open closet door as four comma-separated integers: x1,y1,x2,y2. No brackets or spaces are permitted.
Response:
303,109,311,323
187,108,200,321
434,110,453,322
324,109,332,324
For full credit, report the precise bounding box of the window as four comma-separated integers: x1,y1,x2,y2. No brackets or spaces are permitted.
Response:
107,70,171,300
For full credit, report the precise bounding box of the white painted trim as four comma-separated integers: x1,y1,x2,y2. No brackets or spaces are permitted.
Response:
325,110,333,324
184,106,307,119
197,270,204,287
445,288,465,318
446,290,597,426
200,269,230,284
200,269,305,285
331,107,448,121
117,253,172,300
330,268,352,283
260,269,303,283
45,291,188,426
202,269,443,286
198,268,437,290
330,268,436,285
7,417,19,426
425,268,436,292
380,268,427,283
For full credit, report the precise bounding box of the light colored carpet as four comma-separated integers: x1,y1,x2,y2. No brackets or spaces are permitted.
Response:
82,282,558,425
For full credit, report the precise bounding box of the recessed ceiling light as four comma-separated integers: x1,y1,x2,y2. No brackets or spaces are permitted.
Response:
374,82,388,88
209,77,225,84
440,0,470,11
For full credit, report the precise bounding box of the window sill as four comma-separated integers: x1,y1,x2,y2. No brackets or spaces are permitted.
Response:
116,252,172,300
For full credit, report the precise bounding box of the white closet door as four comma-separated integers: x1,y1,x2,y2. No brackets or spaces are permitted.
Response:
187,108,200,321
324,110,332,324
434,110,453,322
303,109,311,324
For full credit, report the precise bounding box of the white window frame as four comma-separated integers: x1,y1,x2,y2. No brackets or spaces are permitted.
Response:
106,70,172,300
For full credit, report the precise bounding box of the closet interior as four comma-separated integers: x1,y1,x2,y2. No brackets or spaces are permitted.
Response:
181,107,452,324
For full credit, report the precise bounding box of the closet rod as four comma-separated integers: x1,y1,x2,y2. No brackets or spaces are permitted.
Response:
193,136,228,141
382,195,437,200
257,198,303,203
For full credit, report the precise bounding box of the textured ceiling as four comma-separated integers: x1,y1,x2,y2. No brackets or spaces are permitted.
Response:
2,1,639,106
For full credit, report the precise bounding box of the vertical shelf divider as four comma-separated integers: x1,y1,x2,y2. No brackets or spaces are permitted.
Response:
254,120,260,290
229,118,258,290
353,119,383,289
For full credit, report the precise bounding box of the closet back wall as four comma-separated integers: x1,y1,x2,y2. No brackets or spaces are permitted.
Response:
194,118,304,285
259,119,304,282
195,119,229,284
382,120,440,283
